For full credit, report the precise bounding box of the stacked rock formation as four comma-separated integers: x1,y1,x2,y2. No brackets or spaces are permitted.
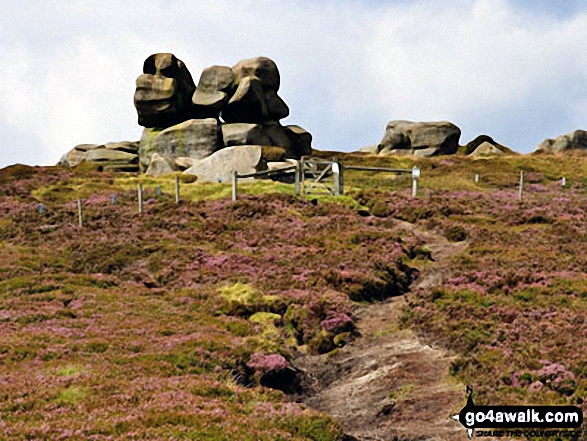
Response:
134,53,197,128
362,121,461,157
136,54,312,180
60,53,312,180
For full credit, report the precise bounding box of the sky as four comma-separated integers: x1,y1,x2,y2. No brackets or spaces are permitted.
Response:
1,0,586,167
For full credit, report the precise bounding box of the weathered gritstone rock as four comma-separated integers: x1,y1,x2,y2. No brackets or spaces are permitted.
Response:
464,135,511,156
59,142,140,171
192,65,237,118
145,153,177,176
358,145,380,154
223,57,289,123
222,123,271,147
468,141,506,157
284,125,313,158
377,120,461,156
174,156,197,171
537,129,587,153
140,118,222,171
221,122,311,159
134,53,197,128
60,54,312,173
59,146,93,167
183,145,267,183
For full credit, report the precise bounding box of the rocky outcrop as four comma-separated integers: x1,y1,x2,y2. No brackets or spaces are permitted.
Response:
61,53,311,173
135,54,310,167
183,145,267,183
374,121,461,156
537,130,587,153
464,135,511,156
59,142,139,172
134,53,197,128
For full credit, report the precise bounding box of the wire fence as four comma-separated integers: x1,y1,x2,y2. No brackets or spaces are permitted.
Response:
7,157,586,232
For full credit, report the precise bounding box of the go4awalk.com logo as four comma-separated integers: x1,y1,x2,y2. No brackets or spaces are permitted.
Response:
452,386,584,439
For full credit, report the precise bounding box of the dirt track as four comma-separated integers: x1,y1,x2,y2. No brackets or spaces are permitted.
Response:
295,221,470,440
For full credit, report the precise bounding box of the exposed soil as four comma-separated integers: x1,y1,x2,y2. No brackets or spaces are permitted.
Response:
294,220,470,440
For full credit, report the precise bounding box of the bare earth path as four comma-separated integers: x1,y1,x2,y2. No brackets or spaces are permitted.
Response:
294,220,469,440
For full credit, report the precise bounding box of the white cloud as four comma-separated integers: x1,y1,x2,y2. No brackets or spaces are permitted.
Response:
0,0,586,167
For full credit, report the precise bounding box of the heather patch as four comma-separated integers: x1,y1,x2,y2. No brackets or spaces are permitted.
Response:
0,165,419,438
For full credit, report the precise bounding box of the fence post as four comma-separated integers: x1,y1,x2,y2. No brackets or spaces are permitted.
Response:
77,199,83,228
333,161,342,196
518,171,524,201
138,183,143,213
175,175,180,203
232,171,238,201
300,157,306,200
294,161,301,196
412,166,420,198
475,174,479,183
561,177,566,188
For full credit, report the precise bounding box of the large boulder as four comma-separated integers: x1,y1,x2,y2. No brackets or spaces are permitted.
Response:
134,53,197,128
59,142,139,172
221,122,311,159
139,118,222,171
222,123,271,147
537,130,587,153
464,135,512,155
183,145,267,183
284,125,312,157
222,57,289,123
59,144,96,167
378,121,461,156
192,66,236,118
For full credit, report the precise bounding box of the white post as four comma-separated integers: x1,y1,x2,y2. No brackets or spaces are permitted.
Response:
175,175,180,203
475,174,479,183
561,177,566,188
412,166,420,198
232,171,238,201
518,171,524,201
77,199,83,228
332,161,341,196
138,183,143,213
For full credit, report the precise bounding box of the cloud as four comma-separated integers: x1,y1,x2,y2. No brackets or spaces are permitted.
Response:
0,0,586,167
